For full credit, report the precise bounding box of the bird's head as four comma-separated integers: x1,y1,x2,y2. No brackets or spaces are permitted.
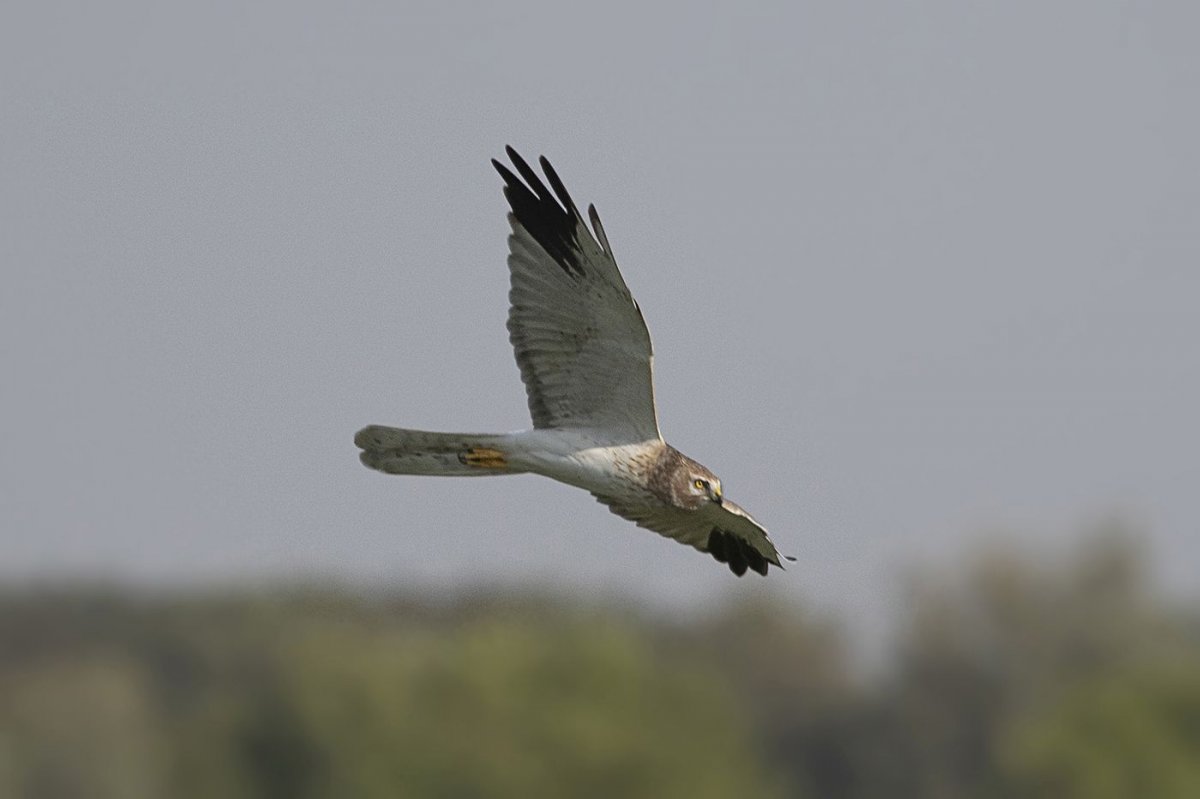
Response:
650,446,726,510
685,470,723,507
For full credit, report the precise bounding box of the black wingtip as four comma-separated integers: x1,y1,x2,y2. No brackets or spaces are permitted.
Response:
707,529,773,578
490,160,510,191
502,144,523,174
538,155,582,219
492,158,518,190
494,147,587,279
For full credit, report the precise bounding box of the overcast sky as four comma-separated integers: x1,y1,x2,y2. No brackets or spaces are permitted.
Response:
3,2,1197,637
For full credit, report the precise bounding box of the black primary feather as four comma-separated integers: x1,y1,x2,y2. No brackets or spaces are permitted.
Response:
707,529,769,577
492,146,587,279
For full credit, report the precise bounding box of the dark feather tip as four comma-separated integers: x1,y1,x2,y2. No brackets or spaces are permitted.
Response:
495,147,586,279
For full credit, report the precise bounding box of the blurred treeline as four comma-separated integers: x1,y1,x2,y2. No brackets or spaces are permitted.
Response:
2,531,1199,798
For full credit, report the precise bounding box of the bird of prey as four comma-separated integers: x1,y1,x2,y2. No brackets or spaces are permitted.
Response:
356,147,791,576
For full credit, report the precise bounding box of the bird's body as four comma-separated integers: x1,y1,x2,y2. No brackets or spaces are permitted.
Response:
358,425,648,492
357,148,790,576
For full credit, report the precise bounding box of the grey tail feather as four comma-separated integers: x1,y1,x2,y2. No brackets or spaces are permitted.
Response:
354,425,524,477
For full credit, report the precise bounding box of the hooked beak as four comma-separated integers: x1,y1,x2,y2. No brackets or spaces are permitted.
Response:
710,487,723,506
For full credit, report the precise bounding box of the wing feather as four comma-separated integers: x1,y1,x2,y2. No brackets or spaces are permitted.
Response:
495,147,659,443
592,494,788,577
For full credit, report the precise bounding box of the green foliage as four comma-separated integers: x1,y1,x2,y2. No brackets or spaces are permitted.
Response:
0,593,783,799
1,530,1197,798
266,613,781,798
0,655,165,799
854,533,1193,799
1003,662,1200,799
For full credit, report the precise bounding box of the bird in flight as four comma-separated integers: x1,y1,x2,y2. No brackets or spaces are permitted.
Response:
356,147,791,576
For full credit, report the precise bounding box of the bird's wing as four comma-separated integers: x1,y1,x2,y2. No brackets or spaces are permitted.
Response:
592,493,790,577
493,147,660,443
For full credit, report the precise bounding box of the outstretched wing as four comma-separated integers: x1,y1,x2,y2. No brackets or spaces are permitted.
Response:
493,147,660,443
592,493,790,577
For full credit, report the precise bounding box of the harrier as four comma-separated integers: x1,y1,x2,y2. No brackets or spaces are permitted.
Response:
356,147,791,576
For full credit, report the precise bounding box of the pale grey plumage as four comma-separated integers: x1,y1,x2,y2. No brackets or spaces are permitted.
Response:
356,147,790,577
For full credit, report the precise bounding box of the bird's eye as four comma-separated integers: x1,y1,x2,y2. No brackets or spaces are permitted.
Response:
693,479,705,490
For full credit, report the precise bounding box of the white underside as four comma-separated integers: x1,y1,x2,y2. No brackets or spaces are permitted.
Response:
501,428,660,498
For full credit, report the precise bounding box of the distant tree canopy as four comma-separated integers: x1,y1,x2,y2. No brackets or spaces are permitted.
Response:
1004,663,1200,799
1,529,1198,798
0,593,784,799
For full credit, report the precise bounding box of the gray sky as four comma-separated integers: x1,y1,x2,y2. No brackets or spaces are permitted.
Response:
3,2,1197,635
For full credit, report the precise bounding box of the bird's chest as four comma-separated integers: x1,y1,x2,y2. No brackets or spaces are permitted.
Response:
520,437,658,498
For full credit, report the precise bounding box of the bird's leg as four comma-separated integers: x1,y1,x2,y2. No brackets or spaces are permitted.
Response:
459,447,509,469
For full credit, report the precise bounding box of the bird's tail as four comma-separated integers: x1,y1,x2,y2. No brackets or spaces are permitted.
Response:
355,425,526,476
